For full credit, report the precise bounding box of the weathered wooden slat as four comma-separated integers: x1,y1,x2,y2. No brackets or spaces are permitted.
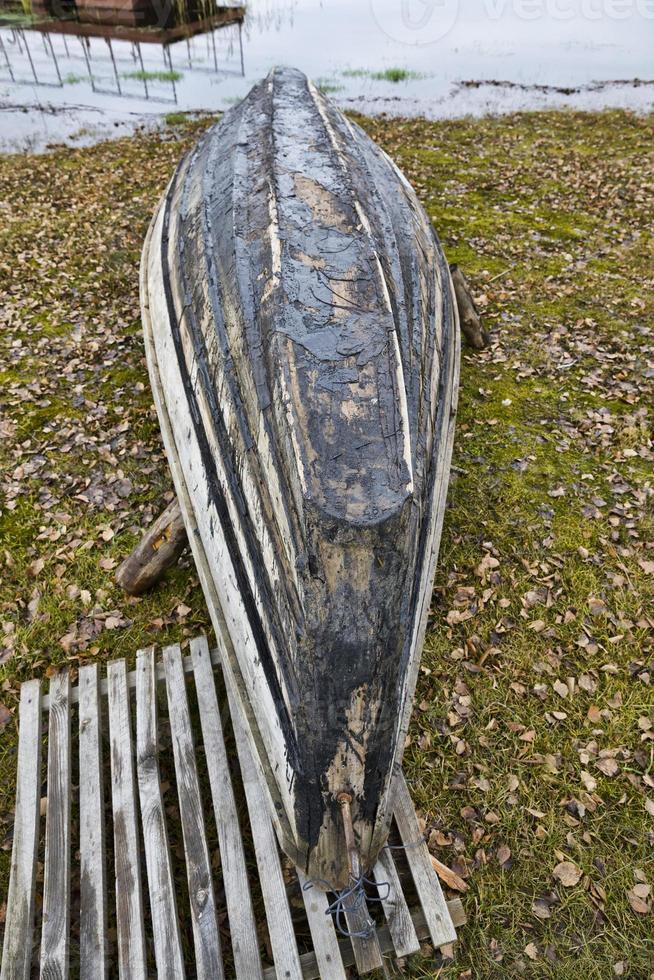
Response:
225,680,303,980
5,641,463,980
41,646,223,710
262,901,466,980
107,659,147,978
0,680,41,980
40,671,71,978
296,871,347,980
341,890,383,975
394,774,457,948
190,636,262,980
162,644,224,980
135,648,185,978
373,848,420,958
78,664,107,980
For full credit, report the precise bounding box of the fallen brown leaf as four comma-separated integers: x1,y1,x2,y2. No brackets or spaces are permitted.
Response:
553,861,582,887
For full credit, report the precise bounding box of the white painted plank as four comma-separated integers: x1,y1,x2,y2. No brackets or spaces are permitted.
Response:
0,680,41,980
163,644,224,980
374,275,461,852
142,202,299,842
190,636,262,980
40,671,71,978
78,664,107,980
135,648,185,979
107,659,147,979
373,848,420,958
393,773,456,947
140,258,297,860
225,679,303,980
296,871,347,980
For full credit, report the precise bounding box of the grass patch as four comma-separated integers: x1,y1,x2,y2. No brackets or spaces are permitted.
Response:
0,109,652,976
123,68,183,84
0,10,33,25
371,67,425,83
342,67,426,83
164,111,190,126
63,73,87,85
315,77,344,94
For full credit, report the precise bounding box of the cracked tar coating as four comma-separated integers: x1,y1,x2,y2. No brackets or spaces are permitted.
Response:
141,66,460,888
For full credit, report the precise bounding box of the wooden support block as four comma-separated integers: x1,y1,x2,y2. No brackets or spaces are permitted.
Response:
449,264,490,350
115,499,187,596
0,680,41,980
40,671,71,978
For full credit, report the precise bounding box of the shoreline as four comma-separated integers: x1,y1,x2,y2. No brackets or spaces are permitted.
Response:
2,77,654,154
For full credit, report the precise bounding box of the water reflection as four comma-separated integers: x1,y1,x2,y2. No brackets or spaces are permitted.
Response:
0,2,244,108
1,0,653,153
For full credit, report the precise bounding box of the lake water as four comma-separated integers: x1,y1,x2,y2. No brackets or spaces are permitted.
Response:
1,0,653,152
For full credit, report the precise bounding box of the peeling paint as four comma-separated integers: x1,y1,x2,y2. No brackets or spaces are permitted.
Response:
143,66,459,888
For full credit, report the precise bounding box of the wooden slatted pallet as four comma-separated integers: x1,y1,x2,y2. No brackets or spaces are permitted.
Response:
0,636,465,979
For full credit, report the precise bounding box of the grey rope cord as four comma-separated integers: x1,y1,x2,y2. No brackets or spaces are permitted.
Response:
303,874,390,939
302,840,425,939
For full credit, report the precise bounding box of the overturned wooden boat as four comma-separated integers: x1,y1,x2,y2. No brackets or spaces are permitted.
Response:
141,66,460,890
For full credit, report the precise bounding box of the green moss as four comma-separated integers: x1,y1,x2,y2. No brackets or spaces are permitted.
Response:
0,108,652,977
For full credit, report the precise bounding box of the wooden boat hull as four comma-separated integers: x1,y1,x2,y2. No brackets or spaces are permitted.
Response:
141,67,460,888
